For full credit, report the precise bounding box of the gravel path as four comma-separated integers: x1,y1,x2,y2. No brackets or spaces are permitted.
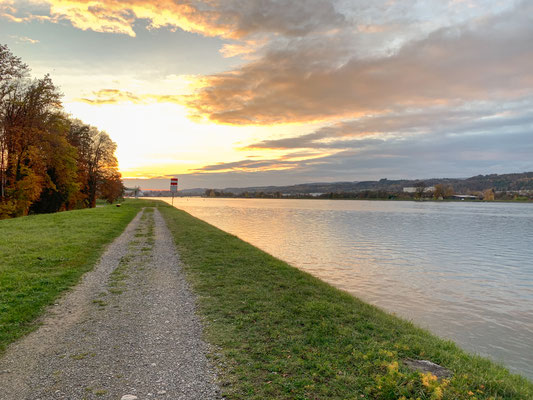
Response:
0,207,220,400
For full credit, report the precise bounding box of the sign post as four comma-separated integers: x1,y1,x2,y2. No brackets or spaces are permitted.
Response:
170,178,178,205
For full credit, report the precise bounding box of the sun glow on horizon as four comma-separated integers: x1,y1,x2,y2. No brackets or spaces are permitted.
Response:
63,99,322,179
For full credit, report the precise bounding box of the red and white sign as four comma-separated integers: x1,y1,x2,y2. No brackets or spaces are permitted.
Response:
170,178,178,192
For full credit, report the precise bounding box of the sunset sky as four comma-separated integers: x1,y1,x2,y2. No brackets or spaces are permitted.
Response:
1,0,532,190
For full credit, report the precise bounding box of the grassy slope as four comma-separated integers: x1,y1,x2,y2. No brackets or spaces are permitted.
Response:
0,199,157,353
158,202,533,400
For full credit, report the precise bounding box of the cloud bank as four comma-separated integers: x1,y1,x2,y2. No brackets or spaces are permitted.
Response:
185,3,533,125
4,0,532,185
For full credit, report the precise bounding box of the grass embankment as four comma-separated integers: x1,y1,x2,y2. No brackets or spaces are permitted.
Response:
0,199,157,353
158,202,533,400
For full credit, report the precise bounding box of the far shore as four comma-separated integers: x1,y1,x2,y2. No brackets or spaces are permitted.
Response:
135,194,533,203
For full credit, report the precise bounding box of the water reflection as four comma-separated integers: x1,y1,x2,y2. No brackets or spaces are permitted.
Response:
158,198,533,379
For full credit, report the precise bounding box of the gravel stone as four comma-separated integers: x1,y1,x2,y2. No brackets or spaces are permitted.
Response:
0,208,221,399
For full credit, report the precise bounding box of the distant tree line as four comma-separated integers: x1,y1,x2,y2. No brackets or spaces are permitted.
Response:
214,173,533,198
202,185,532,202
0,44,123,219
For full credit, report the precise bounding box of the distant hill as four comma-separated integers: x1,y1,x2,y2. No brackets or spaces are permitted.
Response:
139,172,533,198
220,172,533,195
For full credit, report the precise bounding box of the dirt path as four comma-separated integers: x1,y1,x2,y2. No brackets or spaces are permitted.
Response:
0,208,220,400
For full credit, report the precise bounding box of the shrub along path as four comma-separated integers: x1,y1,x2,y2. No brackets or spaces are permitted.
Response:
0,207,219,399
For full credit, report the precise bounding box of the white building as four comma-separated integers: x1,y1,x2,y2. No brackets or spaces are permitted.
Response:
403,186,435,193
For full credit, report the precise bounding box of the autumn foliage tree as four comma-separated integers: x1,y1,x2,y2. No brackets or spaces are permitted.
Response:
433,184,455,200
0,45,123,218
1,44,28,200
98,170,125,204
483,188,495,201
85,130,121,207
67,120,122,207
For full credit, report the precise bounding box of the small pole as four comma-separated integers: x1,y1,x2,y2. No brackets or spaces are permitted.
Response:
172,191,174,206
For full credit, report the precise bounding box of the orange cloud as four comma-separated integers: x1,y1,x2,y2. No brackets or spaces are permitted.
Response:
3,0,345,40
76,89,183,105
77,89,143,105
219,39,267,59
45,0,232,38
192,158,299,173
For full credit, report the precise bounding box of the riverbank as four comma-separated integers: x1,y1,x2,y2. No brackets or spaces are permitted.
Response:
159,201,533,399
1,200,531,398
143,194,533,204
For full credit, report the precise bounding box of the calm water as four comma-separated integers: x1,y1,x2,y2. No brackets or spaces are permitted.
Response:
159,198,533,379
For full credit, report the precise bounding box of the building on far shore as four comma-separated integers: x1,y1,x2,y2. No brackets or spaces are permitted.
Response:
403,186,436,193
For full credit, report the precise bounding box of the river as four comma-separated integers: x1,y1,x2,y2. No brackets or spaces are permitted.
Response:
157,197,533,379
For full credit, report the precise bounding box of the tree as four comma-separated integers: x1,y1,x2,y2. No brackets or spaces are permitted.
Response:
414,181,426,200
0,44,28,103
1,44,29,199
433,184,454,200
483,188,495,201
0,46,124,218
29,113,79,213
433,184,445,200
66,120,121,208
0,75,66,216
98,170,124,203
444,184,455,198
66,119,96,207
86,130,119,208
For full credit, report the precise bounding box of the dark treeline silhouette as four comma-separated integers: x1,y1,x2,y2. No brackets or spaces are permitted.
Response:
202,173,533,201
0,45,123,219
219,173,533,197
202,188,532,201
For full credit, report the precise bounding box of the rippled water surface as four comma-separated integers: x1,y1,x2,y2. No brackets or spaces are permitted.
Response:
159,198,533,379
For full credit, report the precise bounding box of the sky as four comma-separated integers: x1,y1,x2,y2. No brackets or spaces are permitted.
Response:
0,0,532,190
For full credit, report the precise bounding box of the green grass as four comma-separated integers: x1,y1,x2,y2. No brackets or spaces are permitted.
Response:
158,202,533,400
0,199,157,353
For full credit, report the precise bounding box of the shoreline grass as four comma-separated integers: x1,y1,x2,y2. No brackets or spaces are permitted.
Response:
158,201,533,399
0,199,158,353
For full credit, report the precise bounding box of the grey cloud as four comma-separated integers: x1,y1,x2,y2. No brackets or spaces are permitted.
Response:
245,99,533,150
304,125,533,179
222,0,347,38
193,158,300,172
